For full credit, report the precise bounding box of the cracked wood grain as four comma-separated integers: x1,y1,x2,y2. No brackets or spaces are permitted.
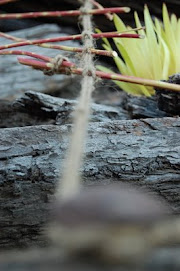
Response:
0,117,179,249
0,91,128,128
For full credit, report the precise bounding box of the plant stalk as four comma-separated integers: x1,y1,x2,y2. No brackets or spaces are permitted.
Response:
0,7,130,19
0,32,142,50
18,57,180,93
0,32,116,57
90,0,113,20
0,0,19,5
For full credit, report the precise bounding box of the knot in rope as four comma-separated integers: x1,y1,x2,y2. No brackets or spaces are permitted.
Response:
79,6,89,15
44,54,71,76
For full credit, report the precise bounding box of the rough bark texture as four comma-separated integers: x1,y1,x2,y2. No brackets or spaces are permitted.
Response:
155,74,180,115
122,95,168,119
0,90,128,128
0,116,180,249
0,1,179,269
0,90,170,129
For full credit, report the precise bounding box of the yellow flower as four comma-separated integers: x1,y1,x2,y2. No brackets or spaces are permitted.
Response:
97,4,180,96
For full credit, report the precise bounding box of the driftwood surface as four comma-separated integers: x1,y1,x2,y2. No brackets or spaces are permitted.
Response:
0,91,129,128
0,90,170,129
0,116,180,268
1,1,180,269
0,90,179,271
0,90,180,249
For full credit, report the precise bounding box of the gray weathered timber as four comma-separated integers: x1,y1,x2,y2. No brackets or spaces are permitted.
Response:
0,90,170,129
0,247,180,271
0,24,79,99
122,95,168,118
0,91,128,128
0,118,180,248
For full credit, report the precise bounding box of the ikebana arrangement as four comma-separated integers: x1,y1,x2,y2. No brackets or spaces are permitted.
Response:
0,0,180,92
0,0,180,267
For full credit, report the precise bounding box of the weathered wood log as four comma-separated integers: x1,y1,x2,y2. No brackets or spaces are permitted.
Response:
0,247,180,271
155,74,180,116
0,24,80,99
123,74,180,118
0,117,180,249
0,90,170,129
0,90,128,128
122,95,167,119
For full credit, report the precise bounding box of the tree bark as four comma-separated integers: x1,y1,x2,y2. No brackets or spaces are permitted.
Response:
0,116,180,249
0,90,128,128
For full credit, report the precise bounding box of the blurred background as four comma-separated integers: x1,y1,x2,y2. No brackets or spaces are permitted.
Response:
1,0,180,32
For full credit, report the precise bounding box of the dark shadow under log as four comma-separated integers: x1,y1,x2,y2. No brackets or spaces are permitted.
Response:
0,247,180,271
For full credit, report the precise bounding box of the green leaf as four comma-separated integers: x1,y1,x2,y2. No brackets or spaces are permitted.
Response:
97,4,179,97
95,28,112,48
113,14,127,32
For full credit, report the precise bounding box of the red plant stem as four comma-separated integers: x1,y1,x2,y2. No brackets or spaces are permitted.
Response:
0,32,142,50
0,0,19,5
90,0,113,20
17,57,180,92
18,57,74,69
38,44,117,57
0,32,116,57
0,7,130,19
0,50,52,62
0,31,22,41
0,50,75,69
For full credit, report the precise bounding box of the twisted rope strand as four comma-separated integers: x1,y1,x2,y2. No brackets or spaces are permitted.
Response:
57,0,96,199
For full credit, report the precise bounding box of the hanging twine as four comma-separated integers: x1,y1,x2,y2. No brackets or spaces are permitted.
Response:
57,0,96,199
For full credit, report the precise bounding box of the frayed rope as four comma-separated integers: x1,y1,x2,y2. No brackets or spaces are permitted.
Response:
44,54,71,76
57,0,97,199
